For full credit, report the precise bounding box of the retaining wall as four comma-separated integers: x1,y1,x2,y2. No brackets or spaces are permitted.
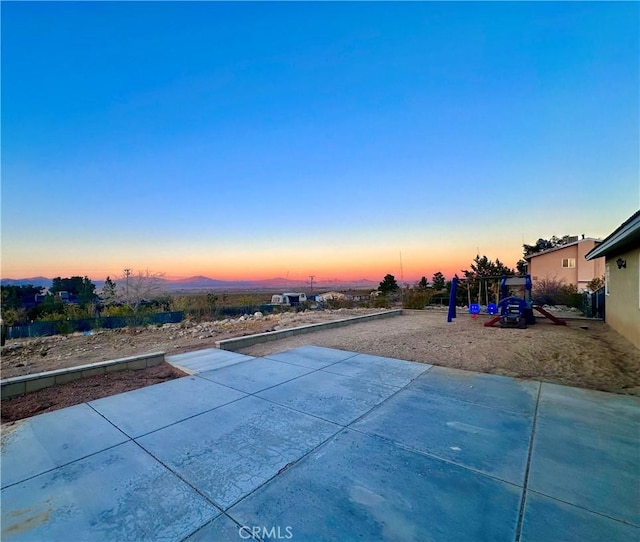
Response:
216,309,402,351
1,352,165,400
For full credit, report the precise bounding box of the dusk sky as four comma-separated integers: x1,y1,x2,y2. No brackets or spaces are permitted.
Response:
2,2,638,284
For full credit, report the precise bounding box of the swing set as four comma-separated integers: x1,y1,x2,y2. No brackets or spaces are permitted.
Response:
447,274,566,329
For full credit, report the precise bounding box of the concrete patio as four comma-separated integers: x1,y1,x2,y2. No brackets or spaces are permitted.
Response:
1,345,639,541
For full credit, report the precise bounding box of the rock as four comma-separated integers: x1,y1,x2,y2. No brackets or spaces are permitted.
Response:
253,312,263,319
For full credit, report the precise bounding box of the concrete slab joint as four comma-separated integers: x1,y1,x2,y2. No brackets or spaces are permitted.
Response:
1,345,639,542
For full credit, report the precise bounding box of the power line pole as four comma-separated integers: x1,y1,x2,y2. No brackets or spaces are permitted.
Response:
399,251,405,305
309,275,315,292
124,268,131,301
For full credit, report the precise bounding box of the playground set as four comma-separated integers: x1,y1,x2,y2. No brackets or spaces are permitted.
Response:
447,274,567,329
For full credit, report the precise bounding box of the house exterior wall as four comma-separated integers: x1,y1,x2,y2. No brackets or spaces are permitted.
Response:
529,240,604,291
577,241,605,286
605,247,640,350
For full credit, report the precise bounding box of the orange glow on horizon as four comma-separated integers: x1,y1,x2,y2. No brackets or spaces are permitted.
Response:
0,263,484,286
1,241,523,285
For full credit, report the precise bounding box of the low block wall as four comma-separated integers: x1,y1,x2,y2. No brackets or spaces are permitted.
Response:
1,352,165,400
216,309,402,351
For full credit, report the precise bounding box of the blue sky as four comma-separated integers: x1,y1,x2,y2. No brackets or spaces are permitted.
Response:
2,1,638,282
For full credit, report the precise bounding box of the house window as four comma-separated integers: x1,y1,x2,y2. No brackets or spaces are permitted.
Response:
562,258,576,268
605,263,610,296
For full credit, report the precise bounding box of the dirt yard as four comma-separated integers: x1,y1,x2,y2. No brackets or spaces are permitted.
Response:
1,363,186,423
2,308,639,423
239,310,640,395
1,309,380,379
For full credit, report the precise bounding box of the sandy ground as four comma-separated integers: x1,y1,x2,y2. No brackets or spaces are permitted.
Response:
2,308,639,423
238,309,640,395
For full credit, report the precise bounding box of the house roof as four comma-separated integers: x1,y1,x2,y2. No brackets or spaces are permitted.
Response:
524,237,601,261
585,210,640,260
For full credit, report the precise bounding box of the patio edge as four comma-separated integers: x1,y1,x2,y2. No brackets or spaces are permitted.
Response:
216,309,403,351
1,352,166,399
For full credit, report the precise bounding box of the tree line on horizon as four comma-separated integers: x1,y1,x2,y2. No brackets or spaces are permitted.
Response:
2,235,589,325
0,270,169,326
375,234,596,308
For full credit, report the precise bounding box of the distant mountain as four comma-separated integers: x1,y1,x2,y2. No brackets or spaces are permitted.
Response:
173,275,215,283
1,276,51,288
166,276,255,290
1,275,379,292
320,278,378,288
252,277,309,289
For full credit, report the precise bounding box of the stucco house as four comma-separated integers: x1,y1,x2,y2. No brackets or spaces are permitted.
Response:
525,236,605,292
586,211,640,350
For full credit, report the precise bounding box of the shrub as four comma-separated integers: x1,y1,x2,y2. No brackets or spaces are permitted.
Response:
402,289,434,310
373,295,391,309
101,305,135,317
325,298,354,310
532,278,583,309
587,275,605,292
1,307,27,326
558,284,582,309
532,277,566,306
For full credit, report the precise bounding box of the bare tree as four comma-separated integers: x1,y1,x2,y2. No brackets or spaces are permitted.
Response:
101,269,166,312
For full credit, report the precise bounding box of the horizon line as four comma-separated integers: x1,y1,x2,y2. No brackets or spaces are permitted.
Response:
0,273,456,284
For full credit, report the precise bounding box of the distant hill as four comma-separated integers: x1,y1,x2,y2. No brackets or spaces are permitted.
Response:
1,275,378,292
0,276,51,288
166,276,256,290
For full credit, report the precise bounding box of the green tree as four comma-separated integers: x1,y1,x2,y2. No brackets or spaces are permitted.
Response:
77,277,97,305
520,235,578,276
101,276,118,305
1,285,43,310
378,274,399,295
516,259,528,276
431,272,446,291
417,276,428,290
522,235,574,258
462,255,515,304
523,239,554,257
51,276,81,294
33,294,65,319
463,255,514,280
50,276,96,306
1,307,27,326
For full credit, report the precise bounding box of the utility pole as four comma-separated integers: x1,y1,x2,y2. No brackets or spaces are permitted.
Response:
124,268,131,302
309,275,315,292
399,251,404,305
